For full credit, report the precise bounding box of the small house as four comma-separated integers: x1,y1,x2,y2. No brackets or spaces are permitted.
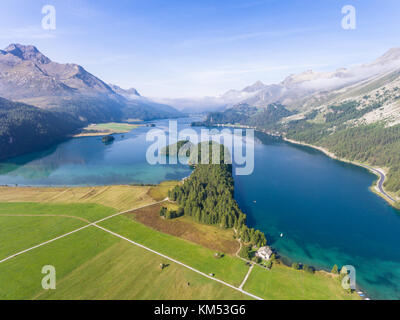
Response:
256,246,273,261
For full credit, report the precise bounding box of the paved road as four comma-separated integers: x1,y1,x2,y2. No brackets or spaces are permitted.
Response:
363,165,396,202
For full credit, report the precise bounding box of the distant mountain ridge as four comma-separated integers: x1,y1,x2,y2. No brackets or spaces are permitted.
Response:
220,47,400,112
201,47,400,201
162,48,400,114
0,44,115,100
109,84,141,98
0,43,183,160
0,44,182,122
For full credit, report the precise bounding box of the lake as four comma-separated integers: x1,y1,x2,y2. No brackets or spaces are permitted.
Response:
0,117,399,300
234,131,400,300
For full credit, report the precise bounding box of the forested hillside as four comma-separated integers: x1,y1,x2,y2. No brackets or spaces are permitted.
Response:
0,98,81,160
168,142,267,247
53,96,178,123
199,103,292,129
319,124,400,193
202,95,400,199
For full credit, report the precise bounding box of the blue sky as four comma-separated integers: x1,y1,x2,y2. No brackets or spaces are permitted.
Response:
0,0,399,98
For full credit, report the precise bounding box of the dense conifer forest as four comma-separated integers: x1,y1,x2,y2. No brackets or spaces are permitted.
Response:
0,97,81,160
168,142,267,248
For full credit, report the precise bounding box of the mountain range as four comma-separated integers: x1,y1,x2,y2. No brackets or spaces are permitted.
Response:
0,44,182,122
162,48,400,115
0,43,184,160
201,47,400,201
219,47,400,114
201,47,400,128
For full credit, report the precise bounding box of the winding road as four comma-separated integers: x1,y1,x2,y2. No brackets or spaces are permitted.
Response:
362,165,396,203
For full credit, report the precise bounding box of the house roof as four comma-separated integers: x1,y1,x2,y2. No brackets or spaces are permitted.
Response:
258,246,273,255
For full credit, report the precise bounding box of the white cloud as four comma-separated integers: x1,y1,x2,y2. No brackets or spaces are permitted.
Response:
150,96,227,112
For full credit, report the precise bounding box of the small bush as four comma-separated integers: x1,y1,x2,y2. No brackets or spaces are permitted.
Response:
292,262,301,270
304,265,315,274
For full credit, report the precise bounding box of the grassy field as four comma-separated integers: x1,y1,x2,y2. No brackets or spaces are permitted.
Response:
0,225,249,300
74,122,138,137
0,202,116,261
0,185,154,211
148,181,181,201
0,185,360,300
36,238,250,300
100,215,253,287
0,216,84,261
99,214,359,299
91,123,138,131
243,264,360,300
0,226,117,299
132,202,239,254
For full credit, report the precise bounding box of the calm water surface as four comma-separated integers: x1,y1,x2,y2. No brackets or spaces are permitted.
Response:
234,132,400,300
0,119,193,186
0,118,399,299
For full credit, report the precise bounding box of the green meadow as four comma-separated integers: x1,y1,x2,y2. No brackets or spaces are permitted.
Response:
0,202,116,222
0,201,359,300
0,226,249,300
38,237,250,300
92,122,138,132
0,226,117,299
0,203,116,260
243,264,360,300
99,215,250,287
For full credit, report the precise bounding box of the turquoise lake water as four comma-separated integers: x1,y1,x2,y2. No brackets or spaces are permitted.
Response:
0,118,399,299
234,132,400,300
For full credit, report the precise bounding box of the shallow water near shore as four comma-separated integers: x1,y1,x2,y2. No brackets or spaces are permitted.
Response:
0,118,399,299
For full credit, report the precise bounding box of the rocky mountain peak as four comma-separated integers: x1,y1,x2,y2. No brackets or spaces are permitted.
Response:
243,80,266,92
108,84,141,98
281,70,322,86
4,44,51,64
372,47,400,65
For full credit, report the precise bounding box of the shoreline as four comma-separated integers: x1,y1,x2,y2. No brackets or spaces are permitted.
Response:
209,123,398,207
71,122,140,138
282,137,399,208
261,136,376,300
